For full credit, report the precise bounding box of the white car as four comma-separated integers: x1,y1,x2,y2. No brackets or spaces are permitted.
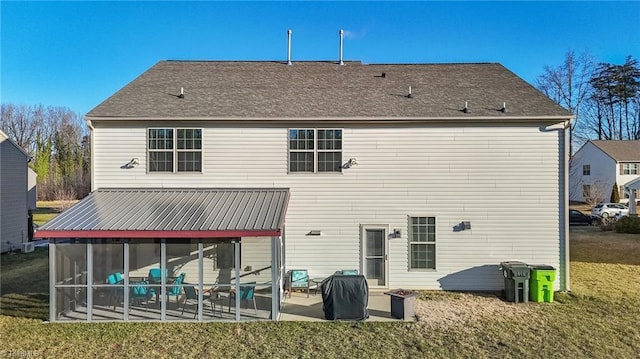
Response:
591,203,629,218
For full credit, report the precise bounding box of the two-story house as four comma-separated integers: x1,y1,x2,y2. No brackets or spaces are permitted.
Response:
37,61,573,322
569,140,640,204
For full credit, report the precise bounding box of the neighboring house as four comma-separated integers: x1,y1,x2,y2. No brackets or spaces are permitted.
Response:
569,140,640,204
0,130,30,253
37,60,573,322
623,176,640,215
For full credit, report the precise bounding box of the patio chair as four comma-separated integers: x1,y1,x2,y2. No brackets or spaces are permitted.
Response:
228,282,257,314
106,272,124,310
181,285,217,318
167,273,186,304
148,268,169,284
288,269,310,298
130,280,154,311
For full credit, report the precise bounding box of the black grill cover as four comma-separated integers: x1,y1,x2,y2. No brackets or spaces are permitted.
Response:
320,275,369,321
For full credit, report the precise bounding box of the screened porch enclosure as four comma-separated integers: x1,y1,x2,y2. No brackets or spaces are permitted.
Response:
51,236,283,322
36,188,290,322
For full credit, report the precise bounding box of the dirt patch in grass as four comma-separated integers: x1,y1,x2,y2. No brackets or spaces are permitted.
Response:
415,291,533,329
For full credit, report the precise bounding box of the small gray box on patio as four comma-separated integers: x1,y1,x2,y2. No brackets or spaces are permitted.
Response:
384,289,418,320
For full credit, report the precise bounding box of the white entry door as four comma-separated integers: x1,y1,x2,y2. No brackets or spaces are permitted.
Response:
362,227,387,287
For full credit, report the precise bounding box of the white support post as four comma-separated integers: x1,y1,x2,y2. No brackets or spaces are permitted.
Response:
49,241,56,322
198,241,204,321
86,241,93,321
123,241,130,321
160,239,166,321
234,240,241,321
271,236,278,320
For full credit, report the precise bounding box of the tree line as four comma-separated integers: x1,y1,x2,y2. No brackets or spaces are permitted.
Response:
1,103,90,201
536,51,640,154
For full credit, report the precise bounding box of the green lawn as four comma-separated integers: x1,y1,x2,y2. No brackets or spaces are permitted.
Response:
32,200,76,226
1,229,639,358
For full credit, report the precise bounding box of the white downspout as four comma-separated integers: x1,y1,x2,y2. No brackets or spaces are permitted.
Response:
86,119,95,191
543,119,572,291
562,120,570,291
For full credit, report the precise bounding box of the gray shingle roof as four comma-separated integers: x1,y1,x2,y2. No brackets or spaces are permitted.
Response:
36,188,289,238
591,140,640,162
86,61,572,120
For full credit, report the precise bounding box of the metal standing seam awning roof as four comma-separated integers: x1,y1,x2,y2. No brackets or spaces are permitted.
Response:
35,188,289,239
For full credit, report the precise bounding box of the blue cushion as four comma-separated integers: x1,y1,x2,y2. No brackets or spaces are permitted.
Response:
290,270,308,288
341,269,358,275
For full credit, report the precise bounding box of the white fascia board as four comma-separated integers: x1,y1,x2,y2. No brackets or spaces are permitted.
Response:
85,115,574,125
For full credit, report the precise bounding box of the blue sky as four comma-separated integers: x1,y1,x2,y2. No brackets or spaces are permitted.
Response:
1,1,638,115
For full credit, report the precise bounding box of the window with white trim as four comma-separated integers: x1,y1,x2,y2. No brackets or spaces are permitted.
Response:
148,128,202,172
622,163,639,175
288,129,342,173
409,216,436,270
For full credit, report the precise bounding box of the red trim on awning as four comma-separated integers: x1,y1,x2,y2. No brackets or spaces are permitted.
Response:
35,229,281,239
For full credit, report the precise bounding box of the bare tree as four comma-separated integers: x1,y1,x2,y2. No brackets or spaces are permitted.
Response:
1,102,90,200
537,50,596,155
0,103,44,155
582,180,611,207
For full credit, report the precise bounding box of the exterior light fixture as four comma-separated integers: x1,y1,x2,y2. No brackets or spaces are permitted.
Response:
122,158,139,169
342,158,358,169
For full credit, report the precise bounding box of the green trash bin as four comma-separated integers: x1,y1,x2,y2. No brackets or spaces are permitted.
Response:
529,265,556,303
499,261,530,303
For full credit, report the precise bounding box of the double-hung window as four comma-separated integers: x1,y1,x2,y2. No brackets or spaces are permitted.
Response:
148,128,202,173
622,163,639,175
409,216,436,270
582,164,590,176
289,129,342,173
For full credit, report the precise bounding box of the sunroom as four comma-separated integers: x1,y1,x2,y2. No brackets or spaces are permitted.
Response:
35,188,289,322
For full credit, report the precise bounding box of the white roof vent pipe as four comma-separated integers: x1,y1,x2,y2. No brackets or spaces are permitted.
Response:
339,29,345,65
287,29,293,66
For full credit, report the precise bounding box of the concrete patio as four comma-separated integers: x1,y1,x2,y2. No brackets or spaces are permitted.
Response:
279,289,413,322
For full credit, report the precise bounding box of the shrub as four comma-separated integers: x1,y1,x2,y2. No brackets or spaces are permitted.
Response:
614,216,640,234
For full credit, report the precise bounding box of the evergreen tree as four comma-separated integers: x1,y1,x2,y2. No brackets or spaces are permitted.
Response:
611,183,620,203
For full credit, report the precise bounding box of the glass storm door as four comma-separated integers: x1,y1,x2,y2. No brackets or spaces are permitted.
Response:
363,228,386,287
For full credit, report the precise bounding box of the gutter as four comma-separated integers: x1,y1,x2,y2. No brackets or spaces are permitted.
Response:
85,115,575,126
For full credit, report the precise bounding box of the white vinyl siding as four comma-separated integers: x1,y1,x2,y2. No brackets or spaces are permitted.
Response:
0,137,29,253
93,121,562,291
